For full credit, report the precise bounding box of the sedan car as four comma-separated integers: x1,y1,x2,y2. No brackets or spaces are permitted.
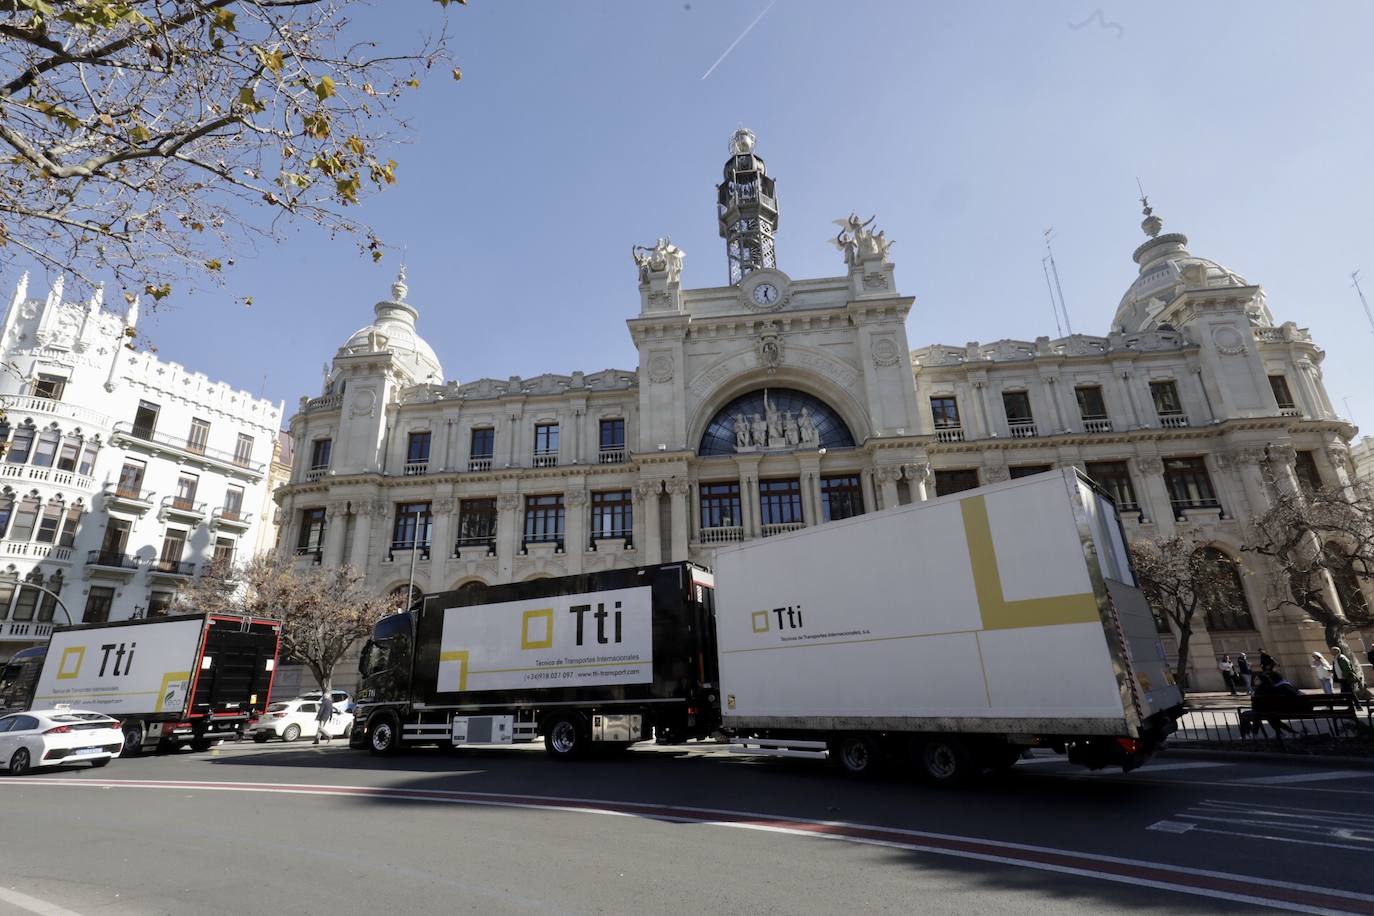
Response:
0,709,124,775
297,690,354,714
247,699,354,743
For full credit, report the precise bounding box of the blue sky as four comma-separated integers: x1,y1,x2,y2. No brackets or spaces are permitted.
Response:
19,1,1374,432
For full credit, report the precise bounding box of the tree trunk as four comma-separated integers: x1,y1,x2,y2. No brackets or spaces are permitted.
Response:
1173,627,1193,693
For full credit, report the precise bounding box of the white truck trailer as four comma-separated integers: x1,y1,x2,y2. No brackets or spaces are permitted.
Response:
713,468,1183,781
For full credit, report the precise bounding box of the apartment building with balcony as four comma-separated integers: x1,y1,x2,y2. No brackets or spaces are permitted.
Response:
0,277,282,656
276,131,1365,692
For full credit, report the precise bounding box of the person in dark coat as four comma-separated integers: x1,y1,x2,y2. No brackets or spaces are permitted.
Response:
1258,648,1278,673
312,693,335,745
1235,653,1254,696
1251,671,1301,744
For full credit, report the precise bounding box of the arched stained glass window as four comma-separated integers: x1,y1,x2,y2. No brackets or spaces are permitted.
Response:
699,388,854,456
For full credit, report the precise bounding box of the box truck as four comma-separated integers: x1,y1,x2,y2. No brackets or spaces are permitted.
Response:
350,563,719,759
0,613,282,755
714,468,1184,781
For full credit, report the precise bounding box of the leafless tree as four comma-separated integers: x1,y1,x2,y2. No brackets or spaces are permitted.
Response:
174,553,396,691
0,0,463,302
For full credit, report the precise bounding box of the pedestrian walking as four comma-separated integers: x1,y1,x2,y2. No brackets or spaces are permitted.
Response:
1235,653,1254,696
1258,648,1277,673
1218,655,1236,695
1332,647,1360,709
1310,651,1335,695
312,692,335,745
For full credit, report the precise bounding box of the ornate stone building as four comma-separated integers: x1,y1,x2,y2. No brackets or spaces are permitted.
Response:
277,130,1367,691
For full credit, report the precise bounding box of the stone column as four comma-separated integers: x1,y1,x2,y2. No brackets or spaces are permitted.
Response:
797,453,822,525
323,504,347,566
1115,368,1143,428
1294,360,1325,419
638,480,662,563
564,489,587,559
972,379,993,439
875,466,901,510
1041,375,1065,433
428,497,455,592
745,472,762,538
666,479,690,560
906,462,931,501
495,492,521,580
348,501,375,569
1134,457,1175,535
1232,448,1273,517
689,481,702,545
572,408,585,465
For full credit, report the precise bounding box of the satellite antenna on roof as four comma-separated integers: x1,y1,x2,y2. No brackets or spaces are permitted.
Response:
1352,270,1374,335
1042,227,1072,335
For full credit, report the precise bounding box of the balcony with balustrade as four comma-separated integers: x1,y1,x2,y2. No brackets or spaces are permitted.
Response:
113,421,266,477
0,462,95,491
1,619,54,641
1157,412,1191,429
532,450,558,469
468,457,493,472
148,558,196,580
103,485,155,515
699,526,744,544
159,495,207,524
1007,419,1038,439
0,540,72,563
403,460,429,477
934,425,964,443
210,507,253,533
453,535,496,558
86,550,140,578
1081,416,1114,434
598,448,628,465
762,522,805,538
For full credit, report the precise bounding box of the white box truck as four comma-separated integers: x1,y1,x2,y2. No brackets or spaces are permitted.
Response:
0,613,282,755
713,468,1183,781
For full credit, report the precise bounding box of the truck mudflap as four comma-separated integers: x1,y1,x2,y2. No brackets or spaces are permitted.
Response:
1066,705,1182,772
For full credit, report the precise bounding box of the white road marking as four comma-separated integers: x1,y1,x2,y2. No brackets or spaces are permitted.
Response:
1146,820,1195,833
0,886,85,916
1233,770,1374,785
1157,798,1374,854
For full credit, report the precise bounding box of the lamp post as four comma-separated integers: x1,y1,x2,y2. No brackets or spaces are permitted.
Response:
0,574,73,627
404,503,426,613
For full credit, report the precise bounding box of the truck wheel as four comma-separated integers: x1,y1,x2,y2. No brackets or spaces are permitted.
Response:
190,738,219,753
368,713,401,755
7,748,31,776
120,723,143,758
544,715,586,761
252,732,269,744
282,724,302,743
915,736,972,785
832,735,881,777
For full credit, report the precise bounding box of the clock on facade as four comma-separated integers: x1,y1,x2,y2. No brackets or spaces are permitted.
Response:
752,283,779,306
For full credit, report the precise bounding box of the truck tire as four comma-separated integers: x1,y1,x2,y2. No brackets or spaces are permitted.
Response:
831,735,882,777
544,714,586,761
368,712,401,755
914,736,973,786
190,738,220,753
120,723,143,758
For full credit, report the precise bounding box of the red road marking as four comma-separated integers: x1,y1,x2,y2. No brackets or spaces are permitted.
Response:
8,777,1373,915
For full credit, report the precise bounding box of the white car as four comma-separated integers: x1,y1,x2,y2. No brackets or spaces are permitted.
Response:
0,709,124,775
248,699,353,743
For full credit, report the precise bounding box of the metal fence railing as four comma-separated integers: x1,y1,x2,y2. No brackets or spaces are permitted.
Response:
1169,705,1374,754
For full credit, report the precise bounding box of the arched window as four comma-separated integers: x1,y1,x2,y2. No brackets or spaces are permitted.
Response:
34,497,64,544
31,426,61,468
1196,547,1255,631
56,434,82,472
699,388,855,456
78,439,99,476
9,494,41,542
11,568,44,622
455,581,487,597
390,584,423,612
58,501,82,548
6,423,35,464
0,489,14,539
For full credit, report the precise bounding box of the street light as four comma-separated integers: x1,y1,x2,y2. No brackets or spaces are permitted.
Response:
404,504,427,613
0,573,73,627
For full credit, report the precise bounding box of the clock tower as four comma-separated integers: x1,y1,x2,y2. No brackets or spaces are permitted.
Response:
717,128,779,285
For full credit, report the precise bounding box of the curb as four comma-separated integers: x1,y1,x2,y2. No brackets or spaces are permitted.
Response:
1158,746,1374,770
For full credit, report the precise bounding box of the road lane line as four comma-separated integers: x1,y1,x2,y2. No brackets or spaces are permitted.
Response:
0,886,85,916
1077,762,1232,775
4,777,1373,915
1233,771,1374,785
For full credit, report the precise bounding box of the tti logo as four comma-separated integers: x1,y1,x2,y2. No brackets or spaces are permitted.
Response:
568,602,623,646
98,642,137,677
751,606,803,633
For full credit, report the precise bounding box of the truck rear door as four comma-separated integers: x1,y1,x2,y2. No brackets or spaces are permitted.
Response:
191,619,280,718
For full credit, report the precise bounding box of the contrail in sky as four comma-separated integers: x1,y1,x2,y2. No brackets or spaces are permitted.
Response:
700,0,779,80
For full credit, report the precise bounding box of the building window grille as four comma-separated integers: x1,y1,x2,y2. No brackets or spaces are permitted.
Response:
1085,461,1140,512
456,498,497,552
187,417,211,455
523,494,564,546
820,475,864,522
590,490,632,541
1164,457,1219,513
31,374,66,400
391,501,433,552
933,469,980,496
405,431,431,475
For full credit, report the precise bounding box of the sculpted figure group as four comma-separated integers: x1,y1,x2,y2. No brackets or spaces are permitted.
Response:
732,400,819,451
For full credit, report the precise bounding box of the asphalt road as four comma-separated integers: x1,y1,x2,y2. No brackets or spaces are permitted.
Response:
2,740,1373,915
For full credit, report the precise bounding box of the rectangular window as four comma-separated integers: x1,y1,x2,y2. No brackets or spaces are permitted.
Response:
523,494,565,545
34,501,63,544
99,518,131,559
1002,391,1033,422
930,397,961,428
9,496,39,541
1294,451,1322,494
37,577,62,623
117,460,146,498
1085,460,1139,511
699,482,742,529
391,501,433,550
31,374,66,400
212,537,236,567
1163,457,1218,511
0,493,11,538
223,485,245,518
78,442,98,476
1149,380,1183,415
933,468,980,496
187,417,211,455
159,528,187,566
56,437,80,471
174,473,199,510
470,427,495,459
132,400,160,439
30,429,59,468
233,433,255,467
759,479,803,528
1009,464,1053,479
1269,375,1296,410
309,438,332,470
296,508,327,554
405,431,431,475
6,426,33,464
147,591,174,618
599,418,626,450
11,579,39,621
820,475,864,522
1075,386,1107,419
456,498,497,549
590,490,632,540
83,586,115,624
533,424,559,467
58,504,81,548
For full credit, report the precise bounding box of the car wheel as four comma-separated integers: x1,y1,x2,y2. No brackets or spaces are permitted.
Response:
544,714,586,761
7,747,31,777
915,736,973,786
368,712,401,755
282,724,302,743
252,732,269,744
89,757,111,769
831,735,882,777
120,723,143,758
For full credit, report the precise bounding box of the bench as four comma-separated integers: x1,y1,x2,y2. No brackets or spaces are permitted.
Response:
1237,694,1368,740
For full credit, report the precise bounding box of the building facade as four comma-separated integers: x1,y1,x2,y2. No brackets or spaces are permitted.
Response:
0,277,282,656
277,130,1368,692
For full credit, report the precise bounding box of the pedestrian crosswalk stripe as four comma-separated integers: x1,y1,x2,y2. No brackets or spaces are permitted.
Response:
1232,770,1374,785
